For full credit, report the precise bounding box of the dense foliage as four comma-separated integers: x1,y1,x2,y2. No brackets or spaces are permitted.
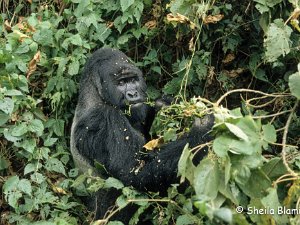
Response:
0,0,300,224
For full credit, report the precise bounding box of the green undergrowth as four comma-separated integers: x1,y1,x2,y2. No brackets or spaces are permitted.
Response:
0,0,300,224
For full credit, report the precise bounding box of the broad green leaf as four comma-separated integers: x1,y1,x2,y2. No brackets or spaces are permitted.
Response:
94,23,112,43
238,169,271,198
107,221,124,225
178,144,195,184
45,158,66,176
261,158,287,179
213,207,232,223
264,19,292,62
3,176,21,203
0,97,14,114
20,139,36,153
176,214,197,225
11,123,28,136
194,158,219,201
104,177,124,189
116,195,128,208
24,163,37,175
44,137,58,147
28,119,44,136
0,112,10,126
289,70,300,99
5,90,23,96
0,156,9,170
68,59,80,76
120,0,134,12
254,0,283,8
33,29,54,46
261,188,289,224
70,34,83,46
18,179,32,196
225,122,249,141
53,119,65,136
262,123,276,143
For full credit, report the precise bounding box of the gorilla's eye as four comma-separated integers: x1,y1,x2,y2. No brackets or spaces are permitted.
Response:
118,80,125,86
131,77,139,82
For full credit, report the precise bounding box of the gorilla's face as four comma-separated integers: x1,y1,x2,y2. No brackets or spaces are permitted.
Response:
100,59,147,109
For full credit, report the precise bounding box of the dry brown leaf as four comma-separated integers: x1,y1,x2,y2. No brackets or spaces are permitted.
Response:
13,30,30,42
4,20,11,31
143,138,163,150
223,68,245,78
222,53,235,65
188,37,195,51
27,51,41,78
27,0,32,3
166,13,196,29
145,20,157,29
52,186,67,195
106,21,114,28
203,14,224,24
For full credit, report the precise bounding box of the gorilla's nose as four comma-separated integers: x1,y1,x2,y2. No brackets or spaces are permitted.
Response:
126,90,140,101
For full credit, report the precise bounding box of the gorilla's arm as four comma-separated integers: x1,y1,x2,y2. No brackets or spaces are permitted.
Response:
74,106,213,192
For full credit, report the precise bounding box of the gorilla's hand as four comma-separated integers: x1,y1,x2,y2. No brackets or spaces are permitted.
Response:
155,95,173,111
130,103,151,123
190,114,214,138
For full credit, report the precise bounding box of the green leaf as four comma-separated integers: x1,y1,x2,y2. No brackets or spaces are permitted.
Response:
264,19,292,62
262,123,276,143
178,144,195,184
0,97,14,114
288,69,300,99
68,59,80,76
225,122,249,141
116,195,128,208
20,139,36,153
176,214,196,225
44,137,58,147
261,158,287,179
261,188,289,224
28,119,44,136
33,29,54,46
107,221,124,225
3,176,22,208
11,123,28,136
163,128,178,142
0,156,9,170
194,158,219,201
70,34,83,46
94,23,112,43
45,158,66,176
0,112,10,126
24,163,37,175
18,179,32,196
104,177,124,189
120,0,134,12
213,207,232,223
151,66,161,74
53,119,65,136
238,169,271,198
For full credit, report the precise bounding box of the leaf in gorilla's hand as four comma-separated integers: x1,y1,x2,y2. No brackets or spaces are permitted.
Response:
143,138,163,150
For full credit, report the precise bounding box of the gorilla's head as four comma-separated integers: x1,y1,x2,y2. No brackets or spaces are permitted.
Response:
80,48,147,109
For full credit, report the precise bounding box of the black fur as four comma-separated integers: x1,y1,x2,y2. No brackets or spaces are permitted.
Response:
70,48,214,222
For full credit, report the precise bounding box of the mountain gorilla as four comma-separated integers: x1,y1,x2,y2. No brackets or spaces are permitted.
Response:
70,48,214,222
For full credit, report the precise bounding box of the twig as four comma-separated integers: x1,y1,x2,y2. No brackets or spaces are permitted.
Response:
215,88,291,107
251,110,292,119
281,100,299,177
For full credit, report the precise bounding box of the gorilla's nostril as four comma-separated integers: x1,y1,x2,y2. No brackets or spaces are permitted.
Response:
127,91,138,99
